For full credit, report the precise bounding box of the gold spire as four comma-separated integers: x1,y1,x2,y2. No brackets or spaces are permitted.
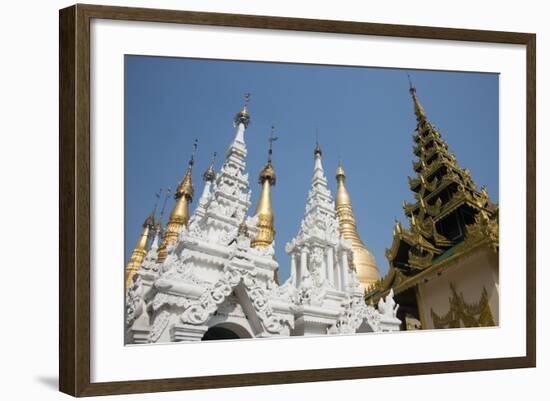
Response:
408,74,427,122
157,140,197,262
335,160,381,289
125,193,158,289
251,126,277,248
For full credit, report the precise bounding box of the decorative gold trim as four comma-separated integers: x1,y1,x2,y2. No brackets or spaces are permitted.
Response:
415,286,427,329
430,284,495,329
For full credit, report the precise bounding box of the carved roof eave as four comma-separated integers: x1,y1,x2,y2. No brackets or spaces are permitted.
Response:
404,190,494,223
365,267,406,300
385,226,439,263
385,231,407,262
368,237,496,303
411,230,441,254
434,196,494,223
420,158,462,183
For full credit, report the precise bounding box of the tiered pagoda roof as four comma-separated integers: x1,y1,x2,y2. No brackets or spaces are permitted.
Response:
366,80,499,301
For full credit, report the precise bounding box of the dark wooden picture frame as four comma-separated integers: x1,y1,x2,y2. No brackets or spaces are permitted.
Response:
59,3,536,397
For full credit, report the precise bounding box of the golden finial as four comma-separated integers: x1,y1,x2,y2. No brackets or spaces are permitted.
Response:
203,151,217,182
251,126,278,248
258,125,278,185
335,160,350,206
335,159,380,289
336,160,346,181
234,92,251,127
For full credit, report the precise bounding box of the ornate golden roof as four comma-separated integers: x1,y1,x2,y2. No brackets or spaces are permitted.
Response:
368,80,499,303
335,160,380,289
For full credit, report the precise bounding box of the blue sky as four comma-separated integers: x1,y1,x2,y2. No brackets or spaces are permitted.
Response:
125,56,499,279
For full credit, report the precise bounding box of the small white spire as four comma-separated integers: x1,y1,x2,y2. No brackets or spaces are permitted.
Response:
233,93,251,144
312,142,326,186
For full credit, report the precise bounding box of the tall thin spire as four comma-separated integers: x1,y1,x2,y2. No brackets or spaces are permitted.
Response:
314,129,321,156
157,140,197,262
314,130,322,158
408,74,427,122
335,160,380,289
125,194,158,289
312,137,326,185
251,126,277,248
197,152,217,208
232,93,251,144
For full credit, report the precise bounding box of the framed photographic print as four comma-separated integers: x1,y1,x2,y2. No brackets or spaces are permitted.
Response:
59,4,536,397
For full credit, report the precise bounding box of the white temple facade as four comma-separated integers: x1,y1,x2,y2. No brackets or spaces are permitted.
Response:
125,100,401,344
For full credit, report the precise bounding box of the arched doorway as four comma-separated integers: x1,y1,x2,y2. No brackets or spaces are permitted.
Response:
201,322,253,341
201,326,240,341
